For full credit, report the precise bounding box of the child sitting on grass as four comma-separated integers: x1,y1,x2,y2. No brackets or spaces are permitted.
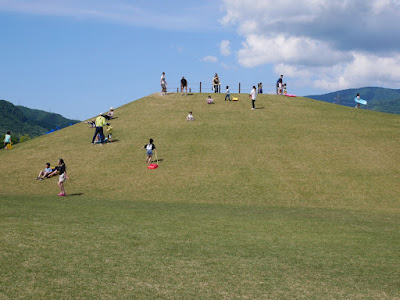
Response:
186,111,195,121
206,96,214,104
86,120,95,128
36,162,54,180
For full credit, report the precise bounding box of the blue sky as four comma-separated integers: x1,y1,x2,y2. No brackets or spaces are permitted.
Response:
1,0,399,120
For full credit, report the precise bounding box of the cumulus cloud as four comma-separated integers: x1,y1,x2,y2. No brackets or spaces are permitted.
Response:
221,0,400,90
202,56,218,63
220,40,231,56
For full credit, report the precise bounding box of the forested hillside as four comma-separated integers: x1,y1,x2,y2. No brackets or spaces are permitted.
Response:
0,100,79,138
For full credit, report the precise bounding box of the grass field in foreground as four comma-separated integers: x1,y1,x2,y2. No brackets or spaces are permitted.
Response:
1,93,399,298
1,195,399,299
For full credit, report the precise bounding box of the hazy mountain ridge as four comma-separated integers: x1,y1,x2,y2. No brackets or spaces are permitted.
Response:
306,87,400,114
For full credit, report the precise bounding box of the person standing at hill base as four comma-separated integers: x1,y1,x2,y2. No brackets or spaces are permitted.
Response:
53,158,69,196
276,75,283,94
91,113,106,145
250,86,257,110
181,77,188,96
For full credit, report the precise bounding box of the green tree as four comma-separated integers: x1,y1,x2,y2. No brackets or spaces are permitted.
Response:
19,134,31,143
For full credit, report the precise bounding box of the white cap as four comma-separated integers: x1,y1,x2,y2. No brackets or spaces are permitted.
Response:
110,107,114,110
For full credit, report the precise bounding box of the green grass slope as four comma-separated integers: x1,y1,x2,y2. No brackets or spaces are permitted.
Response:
1,93,399,298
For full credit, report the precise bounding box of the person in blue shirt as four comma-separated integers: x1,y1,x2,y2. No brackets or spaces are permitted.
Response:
36,162,55,180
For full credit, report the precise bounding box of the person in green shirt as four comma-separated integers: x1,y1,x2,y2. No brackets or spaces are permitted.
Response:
92,113,106,145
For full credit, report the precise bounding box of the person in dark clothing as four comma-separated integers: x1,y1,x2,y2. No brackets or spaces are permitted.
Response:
181,77,188,96
276,75,283,94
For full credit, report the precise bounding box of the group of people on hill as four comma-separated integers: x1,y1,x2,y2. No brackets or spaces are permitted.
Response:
276,75,288,95
89,107,114,145
160,72,189,96
36,159,68,196
5,70,368,197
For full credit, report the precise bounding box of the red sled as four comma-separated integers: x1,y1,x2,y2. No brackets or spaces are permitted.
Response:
147,164,159,169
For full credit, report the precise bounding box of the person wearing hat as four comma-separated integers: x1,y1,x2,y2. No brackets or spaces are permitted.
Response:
92,113,106,145
106,107,114,120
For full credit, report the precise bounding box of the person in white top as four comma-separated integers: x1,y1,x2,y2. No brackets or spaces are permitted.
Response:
250,86,257,110
186,111,195,121
160,72,167,95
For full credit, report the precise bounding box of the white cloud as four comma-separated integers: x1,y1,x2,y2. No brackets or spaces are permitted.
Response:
0,0,219,30
238,34,352,68
220,40,231,56
202,56,218,63
221,0,400,90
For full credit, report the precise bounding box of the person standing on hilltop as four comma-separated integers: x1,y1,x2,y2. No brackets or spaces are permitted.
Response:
160,72,167,95
181,76,188,96
250,86,257,110
213,73,220,93
91,113,106,145
276,75,283,95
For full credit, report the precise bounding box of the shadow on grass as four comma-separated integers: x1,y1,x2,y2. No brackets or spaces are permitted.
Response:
68,193,84,197
255,107,265,109
151,158,164,163
106,139,120,143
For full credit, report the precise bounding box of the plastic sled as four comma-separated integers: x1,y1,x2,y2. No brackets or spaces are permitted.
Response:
6,144,12,150
232,97,239,101
285,94,296,97
354,97,367,105
147,164,159,169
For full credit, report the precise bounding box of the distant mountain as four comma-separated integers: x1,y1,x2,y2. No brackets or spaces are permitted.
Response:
0,100,80,138
306,87,400,114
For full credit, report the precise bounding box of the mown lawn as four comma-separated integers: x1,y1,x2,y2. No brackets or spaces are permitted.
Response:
1,195,399,299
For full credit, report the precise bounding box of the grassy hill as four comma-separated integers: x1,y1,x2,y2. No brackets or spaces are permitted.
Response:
307,87,400,114
1,93,399,298
0,100,80,138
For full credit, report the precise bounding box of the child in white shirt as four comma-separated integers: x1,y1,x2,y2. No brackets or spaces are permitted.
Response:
186,111,195,121
225,86,231,101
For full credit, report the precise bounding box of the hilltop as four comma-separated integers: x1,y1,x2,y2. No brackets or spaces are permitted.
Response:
306,87,400,114
1,93,399,298
0,99,80,138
